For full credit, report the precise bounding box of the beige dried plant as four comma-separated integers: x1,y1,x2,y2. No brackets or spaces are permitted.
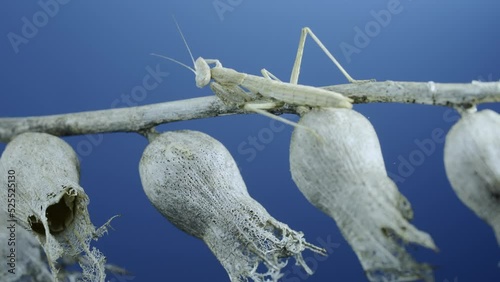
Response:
444,109,500,245
0,132,112,282
290,108,438,282
139,130,326,282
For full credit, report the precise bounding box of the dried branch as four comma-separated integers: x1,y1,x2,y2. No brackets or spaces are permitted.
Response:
327,80,500,106
1,80,499,143
0,96,243,143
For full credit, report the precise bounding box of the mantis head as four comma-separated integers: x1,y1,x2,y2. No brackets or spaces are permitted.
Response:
194,57,211,88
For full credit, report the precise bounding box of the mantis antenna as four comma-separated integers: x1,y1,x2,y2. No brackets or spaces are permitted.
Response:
172,15,196,68
150,53,195,74
149,53,196,74
150,15,196,73
151,16,212,88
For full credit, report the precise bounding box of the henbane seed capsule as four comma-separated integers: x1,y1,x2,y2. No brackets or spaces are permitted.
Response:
290,108,438,282
139,130,326,282
0,132,110,282
444,109,500,245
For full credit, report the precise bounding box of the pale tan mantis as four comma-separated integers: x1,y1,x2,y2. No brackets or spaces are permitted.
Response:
152,20,373,131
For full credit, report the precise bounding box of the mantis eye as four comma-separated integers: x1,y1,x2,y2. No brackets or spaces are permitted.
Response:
195,57,211,88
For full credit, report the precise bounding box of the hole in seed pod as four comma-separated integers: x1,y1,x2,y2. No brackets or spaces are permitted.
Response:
381,227,395,239
46,193,76,234
492,192,500,202
27,192,77,235
28,215,45,234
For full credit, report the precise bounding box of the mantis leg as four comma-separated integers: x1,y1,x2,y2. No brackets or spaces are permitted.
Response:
244,103,323,142
261,69,283,82
205,59,223,68
289,27,374,85
210,82,255,107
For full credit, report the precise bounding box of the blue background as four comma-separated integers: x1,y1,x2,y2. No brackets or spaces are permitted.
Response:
1,1,500,281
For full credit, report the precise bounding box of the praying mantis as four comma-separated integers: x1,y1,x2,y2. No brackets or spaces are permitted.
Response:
152,19,373,131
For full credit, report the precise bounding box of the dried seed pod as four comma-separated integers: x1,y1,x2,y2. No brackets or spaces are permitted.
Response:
0,208,52,282
290,108,438,282
0,207,124,282
139,130,326,282
444,109,500,244
0,132,110,282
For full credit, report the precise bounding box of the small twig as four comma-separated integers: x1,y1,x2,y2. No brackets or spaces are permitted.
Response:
325,80,500,106
1,81,499,143
0,96,242,142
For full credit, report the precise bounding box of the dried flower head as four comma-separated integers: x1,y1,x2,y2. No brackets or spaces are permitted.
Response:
290,108,438,282
0,132,111,282
139,130,326,282
444,109,500,245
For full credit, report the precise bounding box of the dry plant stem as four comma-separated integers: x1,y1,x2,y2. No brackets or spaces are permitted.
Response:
326,80,500,105
1,81,499,142
0,96,242,142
